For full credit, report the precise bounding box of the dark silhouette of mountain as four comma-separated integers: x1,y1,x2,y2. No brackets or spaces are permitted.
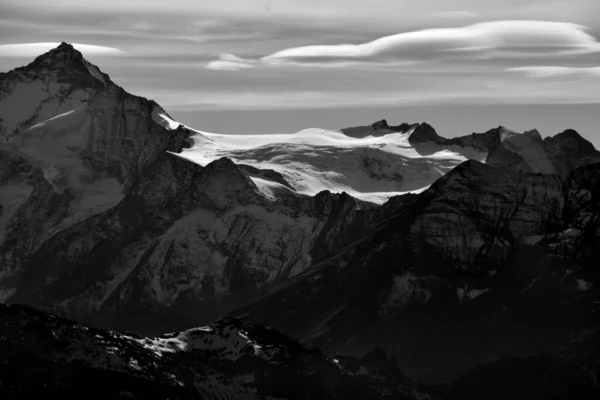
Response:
0,303,433,399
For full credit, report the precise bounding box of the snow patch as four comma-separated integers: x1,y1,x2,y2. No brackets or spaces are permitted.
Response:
151,105,181,130
466,288,490,300
250,177,295,201
167,125,486,204
0,287,17,302
577,279,592,292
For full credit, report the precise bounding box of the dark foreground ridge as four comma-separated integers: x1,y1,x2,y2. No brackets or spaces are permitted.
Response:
0,304,433,400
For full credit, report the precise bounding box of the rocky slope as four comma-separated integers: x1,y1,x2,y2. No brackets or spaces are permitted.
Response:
0,43,383,334
232,159,600,384
1,42,599,395
0,42,109,143
344,119,600,175
0,304,434,400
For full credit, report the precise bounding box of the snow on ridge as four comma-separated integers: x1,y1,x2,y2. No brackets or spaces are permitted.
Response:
156,115,486,205
151,104,182,131
250,177,295,201
119,322,274,362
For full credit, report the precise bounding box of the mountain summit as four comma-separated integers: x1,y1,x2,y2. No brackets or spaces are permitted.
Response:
1,43,599,399
0,42,114,142
342,119,600,175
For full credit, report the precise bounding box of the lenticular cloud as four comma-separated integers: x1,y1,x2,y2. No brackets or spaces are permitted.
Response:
205,20,600,69
0,43,124,57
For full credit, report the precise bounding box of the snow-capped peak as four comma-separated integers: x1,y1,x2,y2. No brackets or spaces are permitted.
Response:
0,42,113,142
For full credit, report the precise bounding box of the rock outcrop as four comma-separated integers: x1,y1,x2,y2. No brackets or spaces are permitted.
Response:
2,43,599,395
340,119,418,138
363,119,600,175
232,160,600,384
0,304,433,400
0,43,382,334
0,42,109,142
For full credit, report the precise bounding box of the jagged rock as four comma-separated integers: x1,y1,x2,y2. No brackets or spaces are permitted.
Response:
2,42,600,395
232,161,600,384
407,123,441,144
0,44,386,333
544,129,600,175
340,119,418,138
372,119,390,130
0,42,110,142
238,164,294,189
0,304,432,400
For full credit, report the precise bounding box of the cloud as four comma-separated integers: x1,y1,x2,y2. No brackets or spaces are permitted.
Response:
205,20,600,69
508,65,600,78
433,10,479,20
146,81,600,112
0,42,124,57
204,52,255,70
206,60,254,70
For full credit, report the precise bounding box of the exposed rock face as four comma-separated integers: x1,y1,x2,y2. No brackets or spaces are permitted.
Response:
340,119,418,138
368,120,600,175
0,304,432,400
238,164,294,189
0,42,109,142
2,42,600,395
0,43,384,334
407,123,441,144
232,160,600,384
544,129,600,175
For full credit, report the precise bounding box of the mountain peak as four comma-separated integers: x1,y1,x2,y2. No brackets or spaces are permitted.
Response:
28,42,84,67
408,122,440,143
544,128,599,157
371,119,389,130
524,129,542,140
9,41,112,90
58,41,74,49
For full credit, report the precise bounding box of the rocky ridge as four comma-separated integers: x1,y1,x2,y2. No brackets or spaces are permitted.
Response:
1,43,599,396
0,43,381,334
232,159,600,383
0,303,434,399
343,119,600,175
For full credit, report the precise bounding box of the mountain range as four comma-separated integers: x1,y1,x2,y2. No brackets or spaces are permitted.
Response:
0,42,598,399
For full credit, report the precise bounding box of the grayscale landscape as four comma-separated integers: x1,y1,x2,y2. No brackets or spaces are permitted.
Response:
0,1,599,399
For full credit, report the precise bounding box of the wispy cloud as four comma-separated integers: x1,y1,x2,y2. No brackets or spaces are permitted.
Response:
0,42,124,57
509,65,600,78
146,82,600,112
433,11,479,20
206,60,255,70
205,20,600,70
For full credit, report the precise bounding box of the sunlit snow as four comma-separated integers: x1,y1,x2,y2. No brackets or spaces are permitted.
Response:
164,116,486,204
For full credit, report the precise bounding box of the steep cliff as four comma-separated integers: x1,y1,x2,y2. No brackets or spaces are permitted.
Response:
232,160,600,384
0,43,381,334
2,43,599,394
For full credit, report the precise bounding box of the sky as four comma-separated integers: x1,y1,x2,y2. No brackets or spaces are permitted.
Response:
1,0,599,146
